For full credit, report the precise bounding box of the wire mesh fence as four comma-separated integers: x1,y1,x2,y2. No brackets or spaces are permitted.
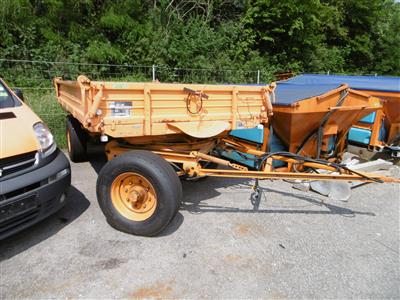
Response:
0,59,266,147
0,59,264,87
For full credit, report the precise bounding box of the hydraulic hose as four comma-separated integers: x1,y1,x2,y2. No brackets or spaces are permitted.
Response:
296,89,349,158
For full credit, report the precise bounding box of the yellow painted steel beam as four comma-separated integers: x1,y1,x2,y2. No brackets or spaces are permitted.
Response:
198,168,400,183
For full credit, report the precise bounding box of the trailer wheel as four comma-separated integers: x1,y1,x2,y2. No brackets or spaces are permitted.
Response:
66,115,88,162
96,150,182,236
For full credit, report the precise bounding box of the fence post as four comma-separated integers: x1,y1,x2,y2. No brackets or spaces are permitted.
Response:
257,70,260,84
152,64,156,81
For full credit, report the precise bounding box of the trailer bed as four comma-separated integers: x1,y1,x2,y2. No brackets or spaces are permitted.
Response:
54,76,274,140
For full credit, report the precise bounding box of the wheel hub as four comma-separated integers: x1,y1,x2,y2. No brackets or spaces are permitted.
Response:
111,173,157,221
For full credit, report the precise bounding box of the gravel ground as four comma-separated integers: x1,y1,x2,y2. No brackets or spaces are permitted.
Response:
0,153,399,299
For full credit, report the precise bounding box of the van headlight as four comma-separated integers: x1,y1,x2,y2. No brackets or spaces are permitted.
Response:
33,122,56,157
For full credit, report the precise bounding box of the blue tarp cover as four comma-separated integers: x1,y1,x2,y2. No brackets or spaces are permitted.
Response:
282,74,400,93
274,82,341,106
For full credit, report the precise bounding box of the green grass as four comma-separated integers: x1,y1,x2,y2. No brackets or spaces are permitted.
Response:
24,90,68,149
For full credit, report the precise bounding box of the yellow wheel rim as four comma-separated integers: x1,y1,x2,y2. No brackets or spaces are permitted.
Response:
111,172,157,221
66,130,71,154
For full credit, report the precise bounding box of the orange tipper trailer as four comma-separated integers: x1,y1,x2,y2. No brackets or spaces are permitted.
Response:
54,76,399,237
224,82,382,170
271,83,382,161
282,74,400,149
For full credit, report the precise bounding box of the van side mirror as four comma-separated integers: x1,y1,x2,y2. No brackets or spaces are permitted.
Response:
13,89,24,101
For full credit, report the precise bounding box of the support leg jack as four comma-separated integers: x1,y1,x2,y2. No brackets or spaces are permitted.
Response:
250,178,262,211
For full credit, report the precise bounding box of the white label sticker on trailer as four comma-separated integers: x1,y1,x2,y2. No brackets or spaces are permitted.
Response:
109,101,132,117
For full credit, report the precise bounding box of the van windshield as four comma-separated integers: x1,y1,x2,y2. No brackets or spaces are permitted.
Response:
0,81,20,109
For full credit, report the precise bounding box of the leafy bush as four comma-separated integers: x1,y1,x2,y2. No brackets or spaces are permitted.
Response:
1,0,398,76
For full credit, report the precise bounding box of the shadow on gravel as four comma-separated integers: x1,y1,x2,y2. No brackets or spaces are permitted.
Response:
0,186,90,261
180,178,375,217
87,143,107,175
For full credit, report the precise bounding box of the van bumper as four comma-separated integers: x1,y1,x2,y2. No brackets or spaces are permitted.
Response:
0,150,71,240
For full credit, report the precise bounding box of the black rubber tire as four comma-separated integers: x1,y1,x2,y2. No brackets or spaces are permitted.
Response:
96,150,183,236
66,115,88,162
